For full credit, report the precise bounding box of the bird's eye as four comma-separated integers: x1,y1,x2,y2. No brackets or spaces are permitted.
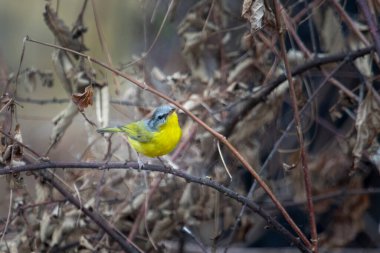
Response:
157,115,165,120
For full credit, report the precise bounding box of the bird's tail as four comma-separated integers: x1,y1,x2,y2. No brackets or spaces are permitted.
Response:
96,126,122,133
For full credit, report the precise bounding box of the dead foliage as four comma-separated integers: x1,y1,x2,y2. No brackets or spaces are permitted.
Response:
0,1,380,252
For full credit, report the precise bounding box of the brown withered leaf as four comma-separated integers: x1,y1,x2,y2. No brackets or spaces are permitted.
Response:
5,124,25,189
313,6,344,53
12,124,24,162
242,0,264,31
353,89,380,170
72,85,94,111
43,4,87,52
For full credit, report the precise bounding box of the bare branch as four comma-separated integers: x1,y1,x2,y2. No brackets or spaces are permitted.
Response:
0,161,311,253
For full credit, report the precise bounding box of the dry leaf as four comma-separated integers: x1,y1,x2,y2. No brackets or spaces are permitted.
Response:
4,124,25,189
242,0,265,31
72,85,94,111
369,143,380,172
313,6,344,53
348,23,372,78
79,235,95,250
178,4,218,83
12,124,23,161
353,89,380,170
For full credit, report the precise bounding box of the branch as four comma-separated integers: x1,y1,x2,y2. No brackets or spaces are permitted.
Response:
274,1,317,251
223,54,350,253
38,170,140,253
0,161,311,253
24,36,310,248
15,97,147,107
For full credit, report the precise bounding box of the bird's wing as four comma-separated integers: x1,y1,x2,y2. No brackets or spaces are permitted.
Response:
120,121,154,143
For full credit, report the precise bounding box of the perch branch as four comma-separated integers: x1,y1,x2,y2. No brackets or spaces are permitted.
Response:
0,161,311,253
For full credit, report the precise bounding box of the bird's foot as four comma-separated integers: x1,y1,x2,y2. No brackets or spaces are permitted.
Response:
137,157,144,171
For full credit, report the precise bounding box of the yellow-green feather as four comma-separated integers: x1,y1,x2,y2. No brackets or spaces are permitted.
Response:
97,106,181,158
126,112,181,157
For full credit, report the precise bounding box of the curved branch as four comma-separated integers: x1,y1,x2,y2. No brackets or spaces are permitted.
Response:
1,161,311,253
25,36,311,247
38,170,140,253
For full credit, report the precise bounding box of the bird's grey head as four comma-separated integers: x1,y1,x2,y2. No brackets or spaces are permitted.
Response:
147,105,175,130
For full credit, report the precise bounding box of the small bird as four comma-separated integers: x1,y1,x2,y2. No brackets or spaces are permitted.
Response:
97,105,182,160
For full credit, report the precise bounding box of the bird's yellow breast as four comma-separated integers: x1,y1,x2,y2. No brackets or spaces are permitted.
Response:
127,112,182,157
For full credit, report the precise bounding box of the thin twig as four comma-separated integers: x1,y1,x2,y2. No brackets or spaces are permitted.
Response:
217,140,232,181
121,0,176,70
282,5,360,102
16,96,148,107
181,226,208,253
127,176,165,242
78,109,97,127
202,0,216,34
274,1,317,251
143,174,158,251
90,0,121,94
4,37,27,95
330,0,370,47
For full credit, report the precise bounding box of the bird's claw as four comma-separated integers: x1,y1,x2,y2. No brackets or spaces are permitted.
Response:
137,158,144,171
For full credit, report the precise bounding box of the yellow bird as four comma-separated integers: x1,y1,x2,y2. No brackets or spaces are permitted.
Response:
97,105,182,158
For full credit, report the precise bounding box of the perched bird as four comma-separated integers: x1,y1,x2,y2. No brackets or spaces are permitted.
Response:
97,105,182,160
